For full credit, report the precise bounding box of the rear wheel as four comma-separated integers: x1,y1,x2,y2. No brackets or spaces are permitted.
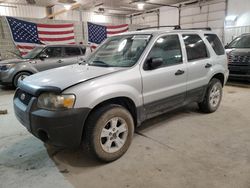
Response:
83,104,134,162
13,72,31,88
199,78,222,113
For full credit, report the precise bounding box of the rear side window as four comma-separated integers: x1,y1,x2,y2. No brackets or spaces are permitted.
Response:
147,35,182,67
65,47,81,56
183,34,208,61
205,34,225,55
43,47,62,58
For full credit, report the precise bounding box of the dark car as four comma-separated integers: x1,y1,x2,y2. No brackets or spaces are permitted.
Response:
226,33,250,82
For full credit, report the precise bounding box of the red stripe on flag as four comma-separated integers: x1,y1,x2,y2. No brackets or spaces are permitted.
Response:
38,30,74,35
39,36,75,42
38,23,74,28
107,28,128,35
17,45,35,50
107,24,128,29
20,52,28,56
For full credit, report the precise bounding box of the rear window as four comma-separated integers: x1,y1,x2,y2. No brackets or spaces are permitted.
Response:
65,47,81,56
183,34,208,61
205,34,225,55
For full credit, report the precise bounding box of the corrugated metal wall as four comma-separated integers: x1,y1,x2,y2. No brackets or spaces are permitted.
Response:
224,26,250,44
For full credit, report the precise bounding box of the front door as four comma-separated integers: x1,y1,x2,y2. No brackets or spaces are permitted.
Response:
34,47,64,72
140,34,187,118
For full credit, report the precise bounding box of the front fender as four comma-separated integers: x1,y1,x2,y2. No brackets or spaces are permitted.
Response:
72,84,142,109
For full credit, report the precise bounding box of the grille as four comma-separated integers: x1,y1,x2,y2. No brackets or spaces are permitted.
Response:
15,89,33,105
228,54,250,65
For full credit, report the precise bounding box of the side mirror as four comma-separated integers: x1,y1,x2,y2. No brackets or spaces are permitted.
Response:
225,43,229,49
39,53,48,60
144,57,163,70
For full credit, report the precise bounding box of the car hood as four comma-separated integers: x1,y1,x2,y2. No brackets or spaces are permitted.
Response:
0,58,30,65
21,64,125,93
226,48,250,54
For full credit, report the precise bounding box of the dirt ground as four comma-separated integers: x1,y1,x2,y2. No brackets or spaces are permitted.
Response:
0,83,250,188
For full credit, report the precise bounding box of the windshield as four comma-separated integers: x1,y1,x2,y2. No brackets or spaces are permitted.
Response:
87,34,151,67
22,47,44,59
228,35,250,48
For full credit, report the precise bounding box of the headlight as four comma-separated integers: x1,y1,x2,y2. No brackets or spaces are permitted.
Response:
37,93,76,110
0,64,15,71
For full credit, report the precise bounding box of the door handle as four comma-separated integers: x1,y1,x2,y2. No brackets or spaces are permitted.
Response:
205,63,212,68
175,70,185,76
57,60,63,63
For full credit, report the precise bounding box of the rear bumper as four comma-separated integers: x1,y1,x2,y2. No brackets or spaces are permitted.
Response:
14,92,91,148
228,65,250,80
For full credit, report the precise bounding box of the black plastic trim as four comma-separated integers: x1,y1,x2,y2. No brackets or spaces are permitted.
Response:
18,81,61,96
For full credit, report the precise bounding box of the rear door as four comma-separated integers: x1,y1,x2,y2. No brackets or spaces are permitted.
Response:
62,46,81,65
34,46,64,71
181,34,212,101
141,34,187,118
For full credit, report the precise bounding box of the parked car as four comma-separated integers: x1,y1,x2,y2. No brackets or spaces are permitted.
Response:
226,33,250,82
14,29,228,162
0,44,89,87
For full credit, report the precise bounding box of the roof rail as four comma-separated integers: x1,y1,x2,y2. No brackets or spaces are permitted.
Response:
137,25,181,31
136,26,212,31
176,27,212,31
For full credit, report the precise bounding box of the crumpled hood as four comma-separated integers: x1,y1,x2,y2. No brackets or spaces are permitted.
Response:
0,58,29,65
21,64,124,91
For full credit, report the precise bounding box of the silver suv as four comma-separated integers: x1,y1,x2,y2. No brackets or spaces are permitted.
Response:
14,29,229,162
0,44,88,87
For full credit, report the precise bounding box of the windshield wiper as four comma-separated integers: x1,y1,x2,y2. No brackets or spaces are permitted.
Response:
89,60,110,67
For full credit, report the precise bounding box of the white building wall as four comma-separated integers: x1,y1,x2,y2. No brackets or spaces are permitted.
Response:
227,0,250,27
0,4,46,18
180,0,226,42
129,11,158,27
224,0,250,44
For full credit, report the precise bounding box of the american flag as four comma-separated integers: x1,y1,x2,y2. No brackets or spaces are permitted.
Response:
87,22,129,50
6,16,76,56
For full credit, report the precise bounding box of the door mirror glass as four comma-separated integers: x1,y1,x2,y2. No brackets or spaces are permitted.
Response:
39,53,48,60
145,57,163,70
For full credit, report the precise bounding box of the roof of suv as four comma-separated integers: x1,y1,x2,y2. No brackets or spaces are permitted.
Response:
119,29,215,36
42,44,86,48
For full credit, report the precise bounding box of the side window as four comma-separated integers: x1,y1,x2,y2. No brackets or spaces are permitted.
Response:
147,35,182,67
43,47,62,58
183,34,208,61
205,34,225,55
65,47,81,56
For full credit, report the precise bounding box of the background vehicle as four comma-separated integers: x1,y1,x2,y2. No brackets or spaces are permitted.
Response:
0,44,89,87
226,33,250,82
14,29,229,162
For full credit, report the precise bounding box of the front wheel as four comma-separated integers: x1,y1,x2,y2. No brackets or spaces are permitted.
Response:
199,78,223,113
83,104,134,162
13,72,31,88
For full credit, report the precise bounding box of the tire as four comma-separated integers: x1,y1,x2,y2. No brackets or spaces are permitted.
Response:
83,104,134,162
13,72,31,88
199,78,223,113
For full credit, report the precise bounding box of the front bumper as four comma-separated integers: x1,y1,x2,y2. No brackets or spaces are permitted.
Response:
0,70,14,85
228,64,250,80
13,89,91,148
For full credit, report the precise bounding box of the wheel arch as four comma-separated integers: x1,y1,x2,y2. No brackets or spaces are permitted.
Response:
12,70,33,86
210,72,225,87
